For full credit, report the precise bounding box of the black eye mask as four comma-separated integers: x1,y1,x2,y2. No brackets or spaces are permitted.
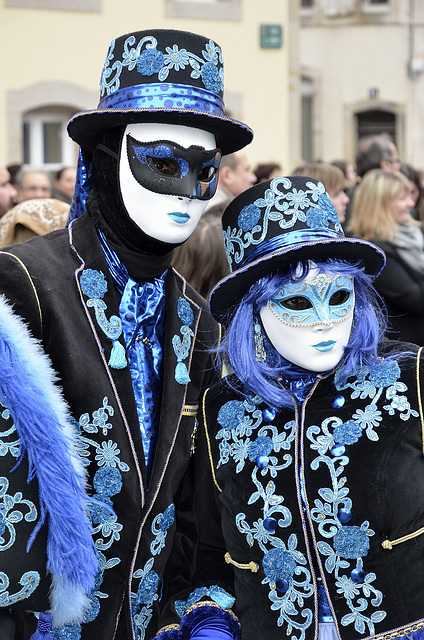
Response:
126,135,222,201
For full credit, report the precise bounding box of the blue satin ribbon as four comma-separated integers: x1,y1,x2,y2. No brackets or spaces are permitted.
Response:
239,229,344,269
98,82,225,116
98,230,166,483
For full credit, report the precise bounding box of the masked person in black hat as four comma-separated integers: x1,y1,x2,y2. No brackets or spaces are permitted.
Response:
0,29,252,640
156,176,424,640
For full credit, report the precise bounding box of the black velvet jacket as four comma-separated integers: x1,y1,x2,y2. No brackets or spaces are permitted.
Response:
183,346,424,640
0,213,220,639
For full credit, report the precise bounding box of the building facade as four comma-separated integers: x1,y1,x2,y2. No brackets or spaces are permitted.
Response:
0,0,298,176
300,0,424,169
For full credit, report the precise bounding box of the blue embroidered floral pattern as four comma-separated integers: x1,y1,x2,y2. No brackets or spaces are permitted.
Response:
0,400,41,606
100,35,224,98
223,177,342,271
307,357,417,635
215,395,313,638
175,585,235,618
213,356,419,637
172,298,195,385
52,399,129,638
130,504,176,639
80,269,127,369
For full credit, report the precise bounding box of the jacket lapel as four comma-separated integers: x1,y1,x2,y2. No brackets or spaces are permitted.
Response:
146,269,202,504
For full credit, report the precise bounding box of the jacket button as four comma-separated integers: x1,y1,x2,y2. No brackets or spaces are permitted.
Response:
262,407,277,422
351,568,365,583
275,578,289,593
263,517,278,532
330,444,346,457
332,395,345,408
256,455,269,469
337,508,352,524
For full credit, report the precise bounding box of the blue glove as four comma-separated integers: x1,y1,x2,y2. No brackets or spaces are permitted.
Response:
189,612,236,639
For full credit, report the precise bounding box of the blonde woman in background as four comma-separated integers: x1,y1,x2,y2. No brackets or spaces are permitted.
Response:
292,162,349,224
348,168,424,344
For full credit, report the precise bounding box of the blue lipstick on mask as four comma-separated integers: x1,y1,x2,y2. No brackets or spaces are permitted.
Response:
168,212,190,224
313,340,336,352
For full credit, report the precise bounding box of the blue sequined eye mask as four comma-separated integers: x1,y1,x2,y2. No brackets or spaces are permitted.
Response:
268,273,355,327
126,135,222,201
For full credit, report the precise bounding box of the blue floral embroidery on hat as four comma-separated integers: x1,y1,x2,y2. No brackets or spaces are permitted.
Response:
238,204,261,232
80,269,127,370
223,177,343,271
175,585,235,618
172,298,195,384
137,48,165,76
101,35,224,98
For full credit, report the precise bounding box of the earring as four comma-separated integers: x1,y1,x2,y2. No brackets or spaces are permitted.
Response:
254,321,266,363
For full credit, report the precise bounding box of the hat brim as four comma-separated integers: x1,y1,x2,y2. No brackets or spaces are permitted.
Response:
209,237,386,323
67,108,253,155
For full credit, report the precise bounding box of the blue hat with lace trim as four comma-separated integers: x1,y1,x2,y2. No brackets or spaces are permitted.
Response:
209,176,386,322
67,28,253,155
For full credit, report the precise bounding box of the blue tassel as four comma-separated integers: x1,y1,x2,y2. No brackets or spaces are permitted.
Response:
108,339,127,369
175,361,191,384
30,612,54,640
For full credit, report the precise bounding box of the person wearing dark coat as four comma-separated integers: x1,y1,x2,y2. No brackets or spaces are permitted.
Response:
348,168,424,345
0,28,253,640
156,177,424,640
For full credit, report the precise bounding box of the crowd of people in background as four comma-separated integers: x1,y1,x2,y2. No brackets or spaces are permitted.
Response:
3,130,424,344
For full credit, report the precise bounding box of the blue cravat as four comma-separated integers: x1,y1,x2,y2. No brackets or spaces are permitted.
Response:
99,231,166,483
120,277,165,482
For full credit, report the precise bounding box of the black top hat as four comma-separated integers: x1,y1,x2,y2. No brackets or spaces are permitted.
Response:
67,29,253,155
209,176,386,322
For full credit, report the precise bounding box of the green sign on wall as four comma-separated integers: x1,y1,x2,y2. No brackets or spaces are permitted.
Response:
260,24,283,49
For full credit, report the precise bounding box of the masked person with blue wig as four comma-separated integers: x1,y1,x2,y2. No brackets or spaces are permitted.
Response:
156,176,424,640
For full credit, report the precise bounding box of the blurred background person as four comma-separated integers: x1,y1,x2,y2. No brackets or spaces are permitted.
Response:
205,150,256,212
399,162,424,223
330,158,357,191
172,212,230,300
292,161,349,224
0,198,69,247
344,133,401,228
16,168,51,202
0,162,18,218
52,166,77,204
253,161,282,183
348,168,424,344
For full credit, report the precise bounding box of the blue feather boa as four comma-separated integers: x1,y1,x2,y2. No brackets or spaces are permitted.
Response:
0,295,98,627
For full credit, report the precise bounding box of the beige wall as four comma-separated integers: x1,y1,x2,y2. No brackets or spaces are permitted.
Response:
0,0,298,174
299,0,424,169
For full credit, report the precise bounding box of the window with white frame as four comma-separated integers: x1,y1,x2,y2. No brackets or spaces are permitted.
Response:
22,107,78,172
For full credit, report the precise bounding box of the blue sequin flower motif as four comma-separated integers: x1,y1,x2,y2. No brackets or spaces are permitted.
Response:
137,570,160,605
79,269,127,370
262,548,297,583
238,204,261,232
333,526,370,559
93,466,123,498
333,420,362,445
172,298,195,384
201,61,222,93
137,48,164,76
217,400,246,430
248,435,273,462
80,269,108,299
368,359,401,387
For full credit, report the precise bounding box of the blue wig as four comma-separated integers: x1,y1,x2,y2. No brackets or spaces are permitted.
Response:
218,259,391,410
